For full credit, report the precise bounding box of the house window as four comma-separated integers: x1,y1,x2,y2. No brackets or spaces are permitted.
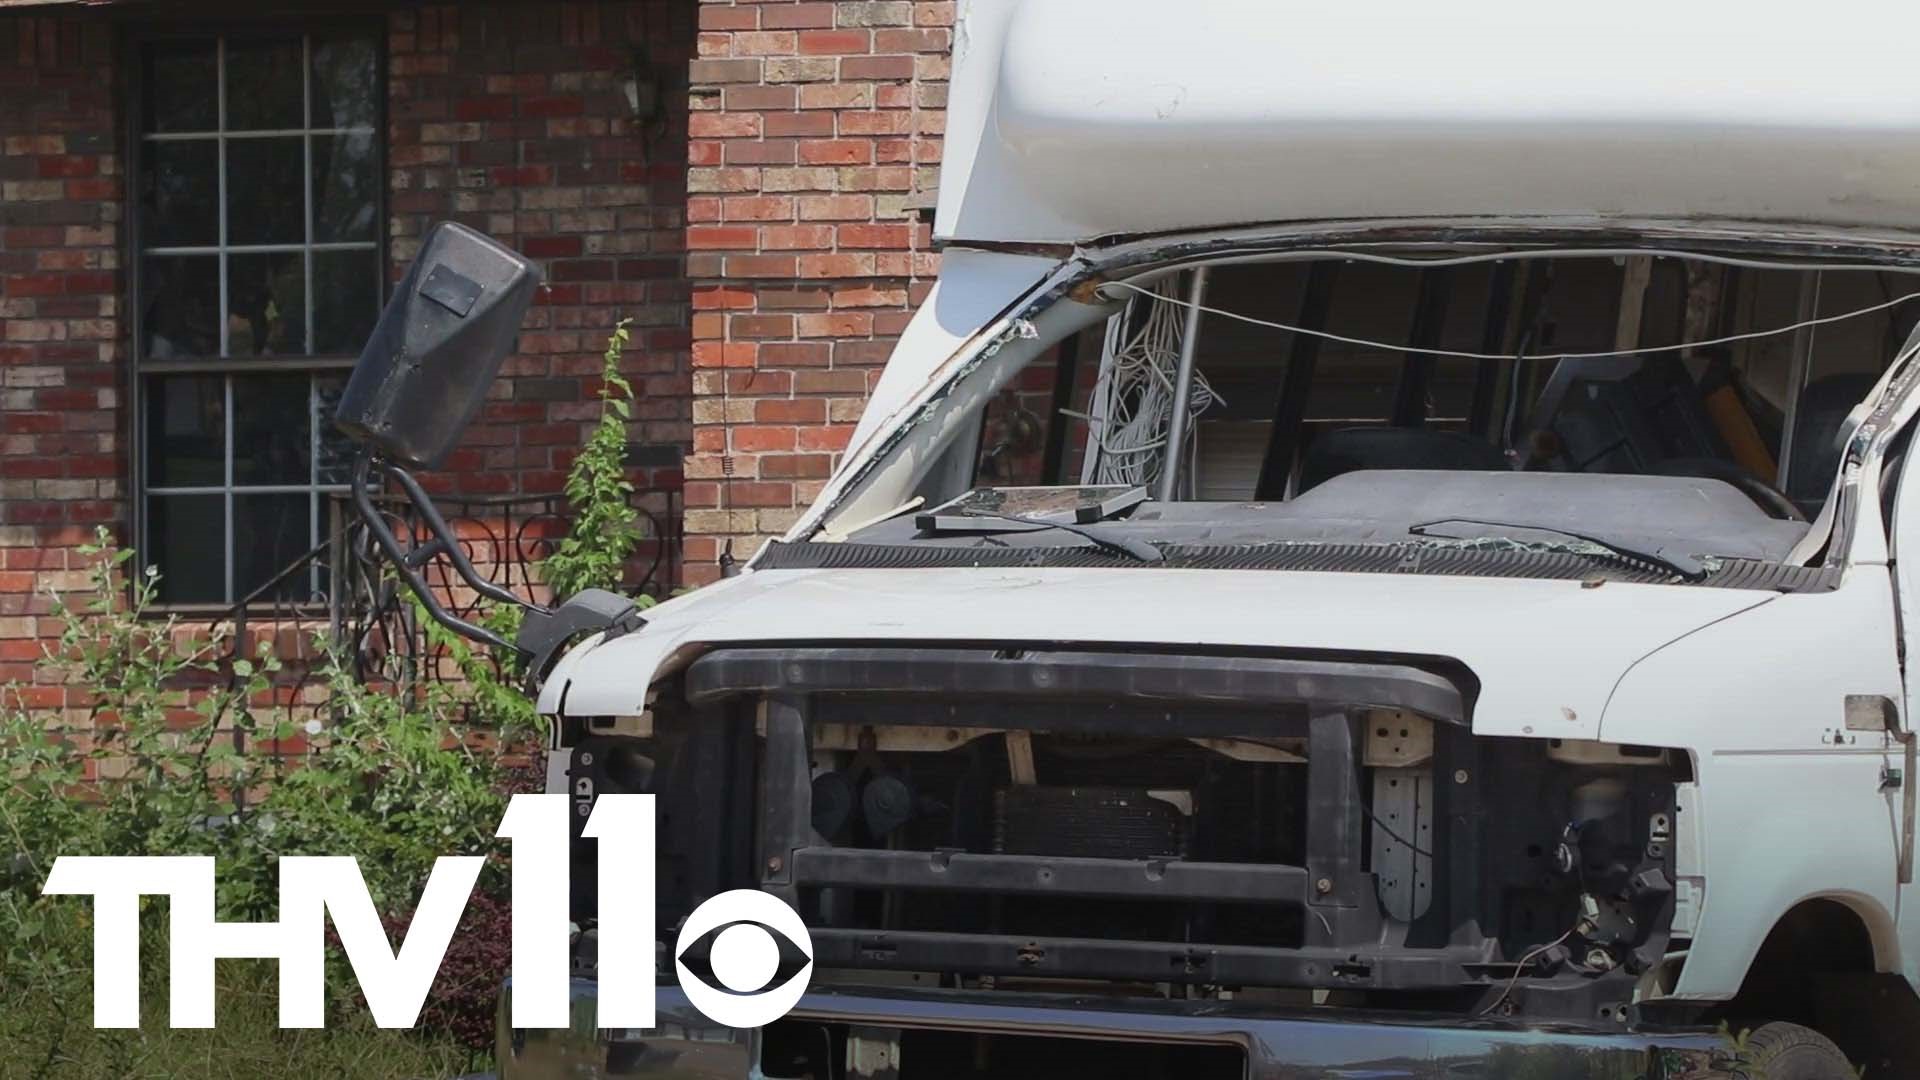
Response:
134,31,383,605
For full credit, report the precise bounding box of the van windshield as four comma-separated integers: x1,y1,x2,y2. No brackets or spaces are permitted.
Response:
822,251,1920,582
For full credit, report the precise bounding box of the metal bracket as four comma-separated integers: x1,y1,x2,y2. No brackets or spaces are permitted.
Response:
351,450,646,688
351,452,525,654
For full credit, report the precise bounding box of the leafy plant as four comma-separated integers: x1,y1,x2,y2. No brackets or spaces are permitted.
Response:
415,595,540,740
542,317,650,601
0,536,273,965
0,319,670,1070
0,530,517,1061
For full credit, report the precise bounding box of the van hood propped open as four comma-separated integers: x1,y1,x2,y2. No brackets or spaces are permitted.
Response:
938,0,1920,246
541,567,1771,742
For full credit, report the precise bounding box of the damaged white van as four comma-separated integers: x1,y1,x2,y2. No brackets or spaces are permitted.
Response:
337,2,1920,1077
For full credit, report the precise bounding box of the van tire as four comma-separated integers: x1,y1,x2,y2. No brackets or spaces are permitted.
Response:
1743,1022,1857,1079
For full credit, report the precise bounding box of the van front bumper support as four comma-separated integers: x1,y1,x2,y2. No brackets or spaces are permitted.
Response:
492,978,1731,1080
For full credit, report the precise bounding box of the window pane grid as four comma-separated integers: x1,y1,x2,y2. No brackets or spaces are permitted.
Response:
145,242,376,256
147,485,351,496
136,30,380,605
223,372,234,601
303,35,315,357
216,35,228,361
142,127,376,141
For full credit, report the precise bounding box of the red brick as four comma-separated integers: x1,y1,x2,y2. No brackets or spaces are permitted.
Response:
455,97,515,121
725,139,798,165
764,111,836,137
690,112,762,138
798,29,870,55
4,274,64,297
762,4,836,29
694,286,760,310
731,313,795,339
36,155,97,179
10,686,63,709
520,96,586,118
723,84,798,110
840,55,914,81
759,342,832,367
797,253,876,278
64,178,116,200
837,223,911,248
837,111,909,135
760,224,835,250
798,84,873,109
834,339,895,366
793,372,869,395
732,31,797,56
831,284,910,307
761,452,833,478
489,165,554,186
755,398,828,423
797,424,857,450
732,425,797,452
36,388,97,410
687,225,760,250
721,195,796,221
64,271,114,294
875,28,948,52
728,481,795,506
723,370,793,396
691,58,764,85
724,253,799,278
699,5,760,30
692,341,759,368
797,311,875,337
521,235,584,259
798,139,872,165
797,194,874,220
0,412,62,434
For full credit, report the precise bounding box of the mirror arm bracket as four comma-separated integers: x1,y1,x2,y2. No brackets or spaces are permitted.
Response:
351,451,535,657
350,451,649,688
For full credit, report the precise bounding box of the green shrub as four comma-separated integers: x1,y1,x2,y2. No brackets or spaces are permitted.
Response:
542,317,648,601
0,320,663,1073
0,531,516,1071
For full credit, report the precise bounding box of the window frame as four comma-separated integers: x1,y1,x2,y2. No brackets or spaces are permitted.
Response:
125,20,389,611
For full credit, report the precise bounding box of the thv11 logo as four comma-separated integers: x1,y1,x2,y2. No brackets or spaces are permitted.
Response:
42,794,812,1030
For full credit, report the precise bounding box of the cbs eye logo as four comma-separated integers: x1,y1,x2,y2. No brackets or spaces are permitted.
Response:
674,890,815,1027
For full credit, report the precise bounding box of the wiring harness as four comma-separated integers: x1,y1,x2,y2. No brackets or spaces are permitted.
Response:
1074,278,1223,489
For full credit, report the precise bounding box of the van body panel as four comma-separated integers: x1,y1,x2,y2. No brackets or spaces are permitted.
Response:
939,0,1920,245
550,565,1770,740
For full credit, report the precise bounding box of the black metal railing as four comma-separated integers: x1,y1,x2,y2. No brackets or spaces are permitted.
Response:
206,487,679,728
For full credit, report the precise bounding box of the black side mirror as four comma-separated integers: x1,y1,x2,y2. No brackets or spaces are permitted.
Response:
336,221,542,469
334,222,640,675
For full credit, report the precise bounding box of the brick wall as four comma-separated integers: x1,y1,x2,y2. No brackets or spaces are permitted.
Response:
682,0,950,583
2,2,704,711
0,0,953,699
0,16,122,693
390,0,697,590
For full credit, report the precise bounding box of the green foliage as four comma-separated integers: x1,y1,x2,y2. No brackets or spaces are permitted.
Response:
541,318,651,601
0,324,669,1069
415,596,540,739
1,536,272,967
0,529,515,1066
0,934,473,1080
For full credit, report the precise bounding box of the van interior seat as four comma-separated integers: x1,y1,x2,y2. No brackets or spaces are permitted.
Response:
1788,373,1880,513
1297,426,1509,493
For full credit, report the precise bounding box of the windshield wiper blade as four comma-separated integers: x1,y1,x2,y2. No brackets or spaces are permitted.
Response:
1408,516,1707,581
928,512,1164,563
